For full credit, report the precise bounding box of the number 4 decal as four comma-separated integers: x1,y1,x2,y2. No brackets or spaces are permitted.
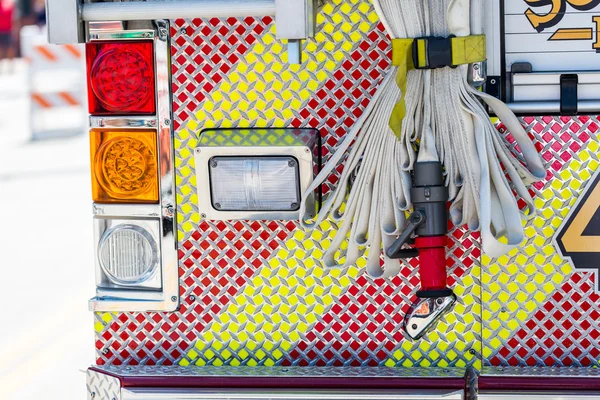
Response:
556,168,600,291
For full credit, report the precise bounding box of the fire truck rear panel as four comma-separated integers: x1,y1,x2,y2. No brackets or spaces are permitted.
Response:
92,0,600,369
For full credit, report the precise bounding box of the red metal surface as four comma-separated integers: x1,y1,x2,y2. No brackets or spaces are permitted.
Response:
415,236,448,292
479,374,600,391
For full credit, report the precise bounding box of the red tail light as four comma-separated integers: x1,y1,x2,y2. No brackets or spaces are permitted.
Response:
86,41,156,115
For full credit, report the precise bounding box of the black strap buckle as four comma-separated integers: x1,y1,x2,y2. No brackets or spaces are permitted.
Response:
412,36,455,69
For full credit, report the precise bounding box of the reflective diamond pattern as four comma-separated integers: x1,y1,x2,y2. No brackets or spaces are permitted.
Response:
484,116,600,367
93,0,480,368
92,1,600,371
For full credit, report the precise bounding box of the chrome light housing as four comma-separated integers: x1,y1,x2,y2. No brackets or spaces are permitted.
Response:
94,217,162,292
98,223,159,286
195,128,321,221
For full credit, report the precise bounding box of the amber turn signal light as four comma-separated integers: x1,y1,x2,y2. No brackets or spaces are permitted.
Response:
90,129,159,203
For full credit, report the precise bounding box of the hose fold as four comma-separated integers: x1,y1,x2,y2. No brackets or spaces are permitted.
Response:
299,0,546,277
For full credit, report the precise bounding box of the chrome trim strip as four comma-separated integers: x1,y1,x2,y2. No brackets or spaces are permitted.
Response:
506,100,600,114
82,0,276,22
95,289,164,302
155,19,179,312
92,204,162,218
91,365,467,378
89,29,155,41
90,116,158,129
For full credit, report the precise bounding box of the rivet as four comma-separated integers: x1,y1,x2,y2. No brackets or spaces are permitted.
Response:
164,119,171,126
411,324,418,330
291,202,298,209
214,203,221,209
143,32,151,38
190,295,196,302
304,148,310,153
490,79,497,85
201,213,207,218
469,349,476,355
171,296,177,302
210,160,218,168
165,205,175,217
180,27,187,35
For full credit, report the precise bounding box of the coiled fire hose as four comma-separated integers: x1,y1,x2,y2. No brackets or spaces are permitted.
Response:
299,0,546,278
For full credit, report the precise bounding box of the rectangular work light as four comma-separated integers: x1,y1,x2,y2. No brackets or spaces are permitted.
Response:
209,156,301,212
195,128,320,220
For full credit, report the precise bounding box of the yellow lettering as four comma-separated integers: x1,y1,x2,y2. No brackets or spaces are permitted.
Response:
525,0,563,31
525,0,600,31
594,15,600,48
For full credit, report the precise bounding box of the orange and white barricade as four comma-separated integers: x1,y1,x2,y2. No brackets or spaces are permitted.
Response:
20,25,86,140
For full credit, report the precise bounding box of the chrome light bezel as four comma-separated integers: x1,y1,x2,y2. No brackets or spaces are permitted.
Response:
88,20,179,312
98,222,160,287
194,128,320,221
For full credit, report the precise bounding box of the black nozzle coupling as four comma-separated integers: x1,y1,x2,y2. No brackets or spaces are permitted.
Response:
411,161,449,237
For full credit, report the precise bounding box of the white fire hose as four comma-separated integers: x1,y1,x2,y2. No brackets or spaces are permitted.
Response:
299,0,546,278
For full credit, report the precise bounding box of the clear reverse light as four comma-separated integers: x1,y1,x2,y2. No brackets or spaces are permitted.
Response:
209,156,300,211
98,224,158,286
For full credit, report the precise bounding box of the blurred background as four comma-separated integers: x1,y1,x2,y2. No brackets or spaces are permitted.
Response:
0,0,96,398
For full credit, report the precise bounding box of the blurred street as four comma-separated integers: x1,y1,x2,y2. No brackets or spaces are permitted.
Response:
0,59,95,399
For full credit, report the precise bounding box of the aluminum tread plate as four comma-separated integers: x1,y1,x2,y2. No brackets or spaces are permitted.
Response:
92,0,600,370
87,368,121,400
482,116,600,368
91,365,466,378
94,0,480,368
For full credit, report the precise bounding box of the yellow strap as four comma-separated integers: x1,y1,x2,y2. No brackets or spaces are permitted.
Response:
389,35,486,139
450,34,486,66
389,38,414,139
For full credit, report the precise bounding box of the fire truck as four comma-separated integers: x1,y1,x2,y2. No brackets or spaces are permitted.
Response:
45,0,600,398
